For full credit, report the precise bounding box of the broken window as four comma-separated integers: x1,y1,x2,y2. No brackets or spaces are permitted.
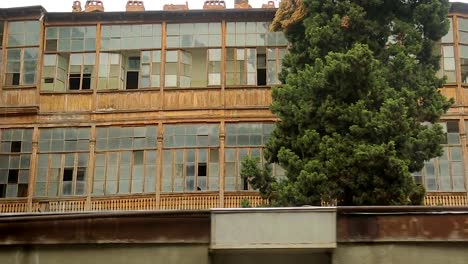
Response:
162,124,220,192
35,128,90,197
0,129,33,198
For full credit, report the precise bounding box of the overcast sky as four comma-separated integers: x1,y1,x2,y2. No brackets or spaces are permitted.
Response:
0,0,282,11
0,0,466,12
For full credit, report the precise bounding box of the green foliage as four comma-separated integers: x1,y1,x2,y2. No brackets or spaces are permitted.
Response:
240,156,275,200
251,0,452,206
240,198,252,208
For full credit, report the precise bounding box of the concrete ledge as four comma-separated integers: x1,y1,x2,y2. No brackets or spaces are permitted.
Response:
211,207,337,250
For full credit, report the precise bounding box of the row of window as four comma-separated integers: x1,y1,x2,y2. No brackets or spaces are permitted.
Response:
1,121,467,198
0,21,287,89
39,47,285,91
0,123,279,198
1,22,287,49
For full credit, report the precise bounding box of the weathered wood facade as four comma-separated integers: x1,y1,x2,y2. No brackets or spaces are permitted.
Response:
0,3,467,213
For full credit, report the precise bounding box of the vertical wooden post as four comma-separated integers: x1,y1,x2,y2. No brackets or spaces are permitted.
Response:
219,20,227,208
86,125,96,211
161,22,166,110
453,15,463,105
93,22,102,112
36,16,46,101
156,122,164,209
0,21,7,90
221,20,226,108
461,118,468,204
219,121,225,207
27,127,39,212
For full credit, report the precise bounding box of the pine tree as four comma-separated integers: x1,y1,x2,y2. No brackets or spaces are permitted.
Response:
244,0,452,206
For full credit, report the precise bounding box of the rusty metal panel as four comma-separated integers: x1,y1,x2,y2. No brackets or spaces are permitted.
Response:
338,207,468,242
0,211,210,245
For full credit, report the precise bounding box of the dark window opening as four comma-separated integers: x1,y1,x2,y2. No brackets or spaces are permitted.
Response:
13,73,20,85
69,74,81,90
63,168,74,182
6,73,21,85
126,72,139,89
77,168,86,181
257,69,266,85
45,40,58,52
17,184,28,197
0,184,5,198
11,141,22,153
8,170,19,184
447,121,459,133
257,54,266,85
82,74,91,90
242,178,249,191
44,78,54,84
198,163,207,177
126,56,140,90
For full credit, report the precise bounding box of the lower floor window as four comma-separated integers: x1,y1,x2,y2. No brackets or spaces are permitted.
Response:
414,145,465,192
162,148,219,192
93,150,157,195
225,147,285,191
35,153,88,197
0,154,30,198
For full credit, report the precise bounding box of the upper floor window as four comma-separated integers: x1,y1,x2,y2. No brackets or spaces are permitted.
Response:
101,24,162,51
0,129,33,198
45,26,96,52
0,22,4,47
166,23,221,48
42,26,97,92
7,21,40,47
98,50,161,90
437,17,454,83
6,48,39,86
97,24,162,90
42,53,96,92
267,48,287,85
5,21,40,87
459,18,468,84
226,22,287,47
164,48,221,88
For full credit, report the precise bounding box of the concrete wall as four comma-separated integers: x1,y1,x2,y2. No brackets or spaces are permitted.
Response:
212,251,331,264
0,244,209,264
333,243,468,264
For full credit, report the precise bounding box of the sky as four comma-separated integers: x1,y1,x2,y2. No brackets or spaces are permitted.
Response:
0,0,282,12
0,0,467,12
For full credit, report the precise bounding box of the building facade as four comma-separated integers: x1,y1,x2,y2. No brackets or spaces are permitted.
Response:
0,1,466,213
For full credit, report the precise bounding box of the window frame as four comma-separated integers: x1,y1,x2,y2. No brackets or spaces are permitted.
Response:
35,127,91,198
0,128,33,199
417,120,466,192
93,125,158,195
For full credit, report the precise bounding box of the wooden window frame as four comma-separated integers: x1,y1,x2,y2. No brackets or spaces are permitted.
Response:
93,126,158,195
4,47,39,87
419,121,466,192
93,149,157,195
0,128,33,199
35,128,91,198
162,148,219,193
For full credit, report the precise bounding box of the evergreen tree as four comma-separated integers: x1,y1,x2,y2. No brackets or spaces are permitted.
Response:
243,0,452,206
